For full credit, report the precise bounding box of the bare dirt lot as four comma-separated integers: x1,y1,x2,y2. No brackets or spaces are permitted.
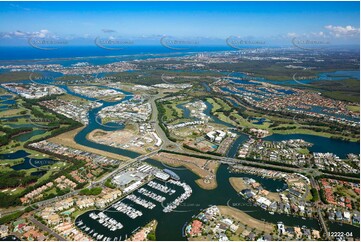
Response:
48,127,129,161
88,128,157,154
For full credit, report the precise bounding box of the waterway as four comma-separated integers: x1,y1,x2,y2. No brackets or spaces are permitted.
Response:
13,129,47,142
3,72,359,240
11,157,57,170
66,83,359,240
77,163,325,241
0,149,57,172
263,134,360,159
229,70,360,86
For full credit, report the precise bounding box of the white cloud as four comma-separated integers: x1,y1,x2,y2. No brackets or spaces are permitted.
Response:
287,32,297,38
325,25,360,37
0,29,56,39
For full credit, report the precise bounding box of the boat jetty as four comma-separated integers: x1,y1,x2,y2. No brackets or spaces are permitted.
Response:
138,187,166,202
163,180,192,213
111,201,143,219
148,180,176,195
126,194,156,209
88,212,123,231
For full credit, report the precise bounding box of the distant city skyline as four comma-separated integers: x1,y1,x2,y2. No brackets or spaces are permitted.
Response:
0,1,359,46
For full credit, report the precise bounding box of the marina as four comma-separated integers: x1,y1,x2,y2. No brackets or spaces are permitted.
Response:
162,180,193,213
69,82,358,240
75,178,189,240
126,194,156,209
112,201,143,219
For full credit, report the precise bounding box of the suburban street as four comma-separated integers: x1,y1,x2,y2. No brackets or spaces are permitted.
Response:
29,216,67,241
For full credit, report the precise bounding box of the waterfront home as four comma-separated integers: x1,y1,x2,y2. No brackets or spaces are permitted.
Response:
205,205,219,218
285,227,295,238
294,227,302,239
269,201,278,211
241,189,255,199
343,211,351,221
196,213,208,223
335,211,343,221
328,211,335,220
312,230,321,239
352,214,360,224
255,196,272,208
277,222,285,235
302,228,311,239
188,220,202,237
76,198,95,209
284,203,291,213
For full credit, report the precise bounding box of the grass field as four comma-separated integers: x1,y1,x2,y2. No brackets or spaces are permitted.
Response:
0,72,42,83
272,127,359,142
347,105,360,112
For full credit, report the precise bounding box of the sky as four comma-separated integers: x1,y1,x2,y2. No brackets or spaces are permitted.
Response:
0,1,359,46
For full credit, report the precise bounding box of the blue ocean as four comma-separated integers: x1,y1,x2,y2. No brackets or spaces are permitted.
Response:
0,45,231,65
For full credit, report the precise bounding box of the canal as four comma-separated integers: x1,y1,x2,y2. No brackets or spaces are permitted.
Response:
5,75,359,240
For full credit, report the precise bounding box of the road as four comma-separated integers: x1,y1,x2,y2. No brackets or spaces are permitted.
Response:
29,216,67,241
17,91,356,241
317,208,330,240
149,96,183,152
34,149,160,208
